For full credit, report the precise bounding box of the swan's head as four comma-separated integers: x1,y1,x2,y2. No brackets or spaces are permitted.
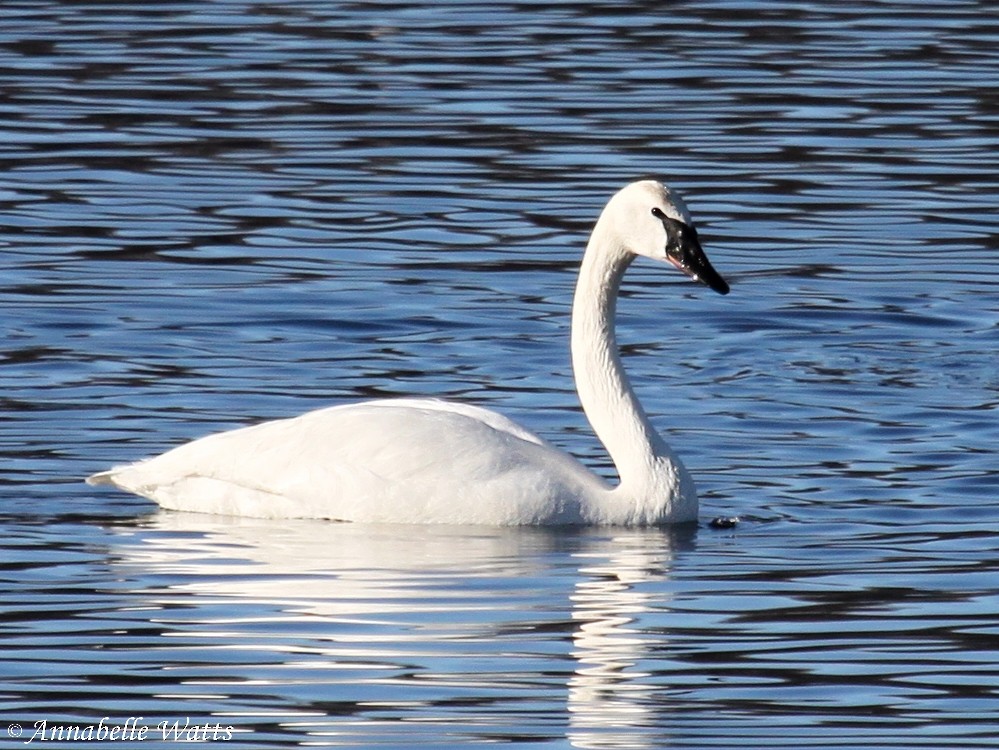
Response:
607,180,729,295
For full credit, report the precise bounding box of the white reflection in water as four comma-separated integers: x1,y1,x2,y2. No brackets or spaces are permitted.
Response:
113,515,679,745
120,517,543,629
569,540,669,749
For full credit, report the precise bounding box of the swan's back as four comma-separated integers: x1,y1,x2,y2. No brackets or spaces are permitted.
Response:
89,399,608,525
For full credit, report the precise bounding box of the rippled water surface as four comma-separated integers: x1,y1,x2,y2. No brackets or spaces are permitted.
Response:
2,1,999,747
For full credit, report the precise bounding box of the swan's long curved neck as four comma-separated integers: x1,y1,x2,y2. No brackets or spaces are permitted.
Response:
571,222,664,498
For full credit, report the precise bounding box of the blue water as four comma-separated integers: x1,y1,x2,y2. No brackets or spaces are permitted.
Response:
2,1,998,747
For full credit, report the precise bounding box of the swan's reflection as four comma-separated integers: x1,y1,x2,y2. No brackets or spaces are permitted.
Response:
113,515,682,746
568,537,673,749
117,515,550,621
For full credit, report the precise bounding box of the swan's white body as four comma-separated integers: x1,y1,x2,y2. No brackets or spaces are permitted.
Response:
88,180,729,525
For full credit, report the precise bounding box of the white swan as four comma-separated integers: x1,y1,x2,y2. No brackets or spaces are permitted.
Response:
88,180,729,525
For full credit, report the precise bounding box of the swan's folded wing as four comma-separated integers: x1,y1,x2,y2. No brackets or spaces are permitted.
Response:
87,399,599,523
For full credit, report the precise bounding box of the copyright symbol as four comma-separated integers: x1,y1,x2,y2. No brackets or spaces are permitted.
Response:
8,724,22,737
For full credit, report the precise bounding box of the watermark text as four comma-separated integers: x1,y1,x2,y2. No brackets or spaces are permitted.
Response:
7,717,235,743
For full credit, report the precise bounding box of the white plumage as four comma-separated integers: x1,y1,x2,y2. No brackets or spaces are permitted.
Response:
88,180,729,525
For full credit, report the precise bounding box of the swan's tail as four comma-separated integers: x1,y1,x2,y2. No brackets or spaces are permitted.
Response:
86,470,116,486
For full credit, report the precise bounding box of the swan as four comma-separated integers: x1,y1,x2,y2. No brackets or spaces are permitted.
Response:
87,180,729,525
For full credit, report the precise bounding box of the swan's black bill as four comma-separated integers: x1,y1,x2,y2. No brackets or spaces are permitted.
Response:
666,239,728,294
666,232,729,295
654,210,729,295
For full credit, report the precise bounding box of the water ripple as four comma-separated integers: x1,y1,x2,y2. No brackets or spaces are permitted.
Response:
2,1,999,747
